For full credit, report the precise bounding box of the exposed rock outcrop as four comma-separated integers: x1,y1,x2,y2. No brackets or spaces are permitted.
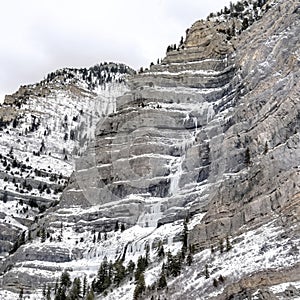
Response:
0,0,299,299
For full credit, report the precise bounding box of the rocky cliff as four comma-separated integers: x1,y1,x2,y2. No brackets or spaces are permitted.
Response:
0,63,134,258
0,0,299,299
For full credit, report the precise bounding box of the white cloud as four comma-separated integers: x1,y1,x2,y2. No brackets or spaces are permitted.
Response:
0,0,235,101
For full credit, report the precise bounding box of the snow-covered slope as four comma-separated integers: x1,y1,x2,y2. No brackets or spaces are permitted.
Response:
0,0,300,299
0,62,134,258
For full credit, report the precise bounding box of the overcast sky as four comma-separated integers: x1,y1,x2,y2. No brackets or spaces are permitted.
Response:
0,0,235,101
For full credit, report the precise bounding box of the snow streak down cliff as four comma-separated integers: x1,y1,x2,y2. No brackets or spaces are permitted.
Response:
0,0,300,299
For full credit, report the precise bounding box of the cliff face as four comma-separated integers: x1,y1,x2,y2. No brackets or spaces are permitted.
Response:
0,63,133,259
0,0,300,299
64,0,299,237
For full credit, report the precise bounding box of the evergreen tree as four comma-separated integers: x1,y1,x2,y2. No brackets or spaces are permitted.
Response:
219,274,225,283
13,118,18,128
114,221,119,232
205,264,210,279
213,278,219,287
157,245,165,259
133,273,145,300
113,260,126,286
157,270,167,289
40,228,46,243
245,147,251,165
46,285,51,300
3,191,8,203
166,251,181,277
55,286,66,300
226,236,232,252
69,277,81,300
61,270,71,288
19,287,24,300
187,252,193,266
134,256,147,282
182,221,188,251
83,275,87,298
120,223,126,232
179,36,184,46
27,229,32,241
242,17,249,31
126,260,135,275
95,257,111,293
264,141,268,154
55,278,59,294
219,238,224,253
86,289,95,300
42,284,46,297
145,244,150,266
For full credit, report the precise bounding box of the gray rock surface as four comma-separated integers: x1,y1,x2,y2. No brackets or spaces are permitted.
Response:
0,0,299,298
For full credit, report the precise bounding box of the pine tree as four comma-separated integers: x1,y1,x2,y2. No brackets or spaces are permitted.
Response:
245,147,251,165
69,277,81,299
55,278,59,294
13,118,18,128
61,270,71,287
166,251,181,277
242,17,249,31
86,289,95,300
219,238,224,253
187,252,193,266
133,273,145,300
55,286,66,300
205,264,210,279
219,274,225,283
83,275,87,298
120,223,126,232
127,260,135,276
179,36,184,46
95,257,111,293
114,221,119,232
46,285,51,300
42,284,46,297
157,270,167,289
134,256,147,282
19,287,24,300
158,245,165,258
3,191,8,203
40,228,46,243
145,244,150,266
114,260,126,286
28,230,32,241
226,236,232,251
182,221,188,251
213,278,219,287
264,141,268,154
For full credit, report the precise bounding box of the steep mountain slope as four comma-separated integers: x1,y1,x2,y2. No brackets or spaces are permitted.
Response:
0,0,299,299
0,63,134,258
